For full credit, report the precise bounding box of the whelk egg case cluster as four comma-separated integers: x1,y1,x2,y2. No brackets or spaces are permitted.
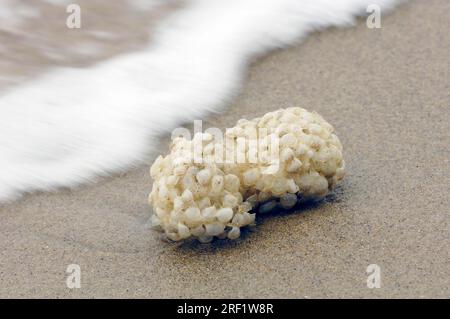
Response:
148,107,345,243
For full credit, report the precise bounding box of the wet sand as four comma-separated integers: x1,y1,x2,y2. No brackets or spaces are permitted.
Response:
0,0,449,298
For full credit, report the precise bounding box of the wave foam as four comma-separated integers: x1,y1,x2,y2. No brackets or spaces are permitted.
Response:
0,0,399,201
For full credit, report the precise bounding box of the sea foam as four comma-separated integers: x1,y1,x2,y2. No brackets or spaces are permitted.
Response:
0,0,399,201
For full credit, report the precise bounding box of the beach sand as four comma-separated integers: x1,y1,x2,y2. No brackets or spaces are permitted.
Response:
0,0,449,298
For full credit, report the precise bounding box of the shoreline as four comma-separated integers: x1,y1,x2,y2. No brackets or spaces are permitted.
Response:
0,0,449,298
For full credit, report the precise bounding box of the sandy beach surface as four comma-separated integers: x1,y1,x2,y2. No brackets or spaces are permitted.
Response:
0,0,449,298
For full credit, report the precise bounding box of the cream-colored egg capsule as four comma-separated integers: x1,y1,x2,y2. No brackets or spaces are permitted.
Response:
149,107,345,242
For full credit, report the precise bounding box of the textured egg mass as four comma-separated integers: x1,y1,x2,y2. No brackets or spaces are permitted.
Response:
149,107,345,242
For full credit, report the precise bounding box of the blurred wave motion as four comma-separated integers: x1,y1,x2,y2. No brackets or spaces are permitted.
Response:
0,0,399,201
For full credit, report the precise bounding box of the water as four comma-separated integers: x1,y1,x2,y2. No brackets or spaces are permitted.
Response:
0,0,399,201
